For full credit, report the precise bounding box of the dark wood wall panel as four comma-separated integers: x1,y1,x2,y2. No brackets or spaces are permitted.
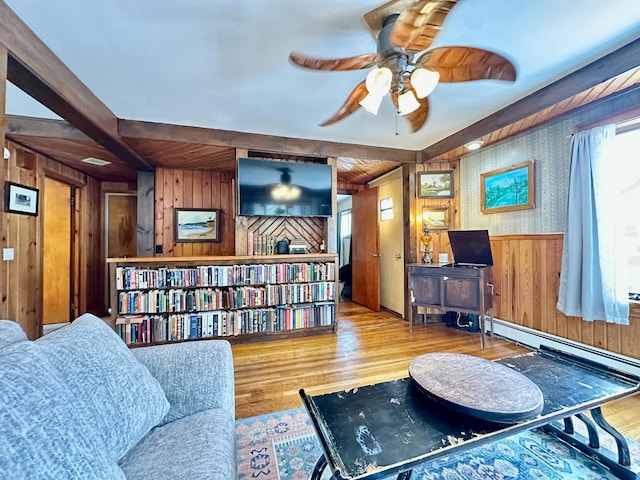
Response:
491,234,640,360
242,216,325,254
82,174,104,315
154,168,235,257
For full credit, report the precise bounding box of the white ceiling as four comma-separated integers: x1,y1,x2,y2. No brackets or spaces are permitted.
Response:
5,0,640,151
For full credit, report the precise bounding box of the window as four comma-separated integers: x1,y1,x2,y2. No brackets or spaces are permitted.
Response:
380,197,393,221
339,210,351,238
612,128,640,296
338,209,352,267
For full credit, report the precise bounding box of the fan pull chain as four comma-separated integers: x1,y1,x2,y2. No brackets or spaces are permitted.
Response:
395,112,399,136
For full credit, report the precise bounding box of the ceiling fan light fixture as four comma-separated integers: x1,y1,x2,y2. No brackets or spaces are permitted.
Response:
410,68,440,99
365,67,392,96
272,184,301,201
464,139,484,151
397,89,420,116
359,93,384,115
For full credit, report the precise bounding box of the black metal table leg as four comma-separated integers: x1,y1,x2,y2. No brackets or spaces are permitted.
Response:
544,408,639,480
591,406,631,466
563,416,574,434
575,412,600,449
310,455,328,480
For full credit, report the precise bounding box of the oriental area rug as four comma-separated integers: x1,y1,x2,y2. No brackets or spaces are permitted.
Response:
236,407,640,480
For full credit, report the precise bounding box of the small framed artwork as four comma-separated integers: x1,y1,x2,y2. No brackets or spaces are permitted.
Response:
422,206,450,230
480,160,535,214
174,208,220,243
4,181,39,216
417,171,454,198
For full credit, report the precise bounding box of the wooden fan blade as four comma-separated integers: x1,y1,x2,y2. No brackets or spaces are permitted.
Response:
320,80,369,127
390,88,430,133
417,46,517,82
289,52,378,71
389,0,458,52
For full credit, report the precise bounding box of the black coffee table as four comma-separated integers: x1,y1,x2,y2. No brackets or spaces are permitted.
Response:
300,346,640,480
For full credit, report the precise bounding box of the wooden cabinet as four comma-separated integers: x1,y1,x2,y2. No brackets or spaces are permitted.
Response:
407,264,494,348
107,254,338,346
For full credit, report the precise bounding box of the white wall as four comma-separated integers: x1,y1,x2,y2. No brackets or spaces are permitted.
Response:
460,88,640,234
337,194,352,212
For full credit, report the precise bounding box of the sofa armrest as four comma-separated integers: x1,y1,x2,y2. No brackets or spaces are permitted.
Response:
132,340,234,426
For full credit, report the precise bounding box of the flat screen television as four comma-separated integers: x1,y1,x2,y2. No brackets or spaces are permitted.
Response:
237,158,333,217
448,230,494,266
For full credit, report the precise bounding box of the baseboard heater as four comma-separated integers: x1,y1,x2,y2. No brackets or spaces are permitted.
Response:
488,317,640,378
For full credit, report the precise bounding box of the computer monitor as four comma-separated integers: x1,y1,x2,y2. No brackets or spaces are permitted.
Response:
447,230,494,266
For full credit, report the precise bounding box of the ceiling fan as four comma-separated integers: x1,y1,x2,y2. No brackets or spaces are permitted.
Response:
289,0,517,133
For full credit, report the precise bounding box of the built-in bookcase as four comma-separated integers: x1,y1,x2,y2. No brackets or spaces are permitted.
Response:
107,254,338,347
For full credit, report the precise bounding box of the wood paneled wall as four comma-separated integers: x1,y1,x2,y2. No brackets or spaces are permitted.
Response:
491,234,640,360
154,168,235,257
1,140,103,338
414,160,460,263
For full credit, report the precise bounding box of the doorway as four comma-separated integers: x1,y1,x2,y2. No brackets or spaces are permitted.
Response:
104,192,137,309
370,169,405,316
42,177,73,325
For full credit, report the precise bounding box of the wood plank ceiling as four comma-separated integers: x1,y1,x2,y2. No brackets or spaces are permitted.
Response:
5,65,640,185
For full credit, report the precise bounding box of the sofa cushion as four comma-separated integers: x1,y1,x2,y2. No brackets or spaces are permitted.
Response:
0,340,125,480
133,340,235,426
0,319,27,349
118,408,236,480
35,313,170,460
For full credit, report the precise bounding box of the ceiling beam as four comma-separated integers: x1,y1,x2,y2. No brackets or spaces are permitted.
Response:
0,1,153,171
119,120,418,164
421,37,640,160
5,114,90,141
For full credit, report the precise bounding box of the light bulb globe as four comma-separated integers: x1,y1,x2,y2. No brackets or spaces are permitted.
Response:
397,89,420,115
365,67,392,96
359,93,384,115
410,68,440,99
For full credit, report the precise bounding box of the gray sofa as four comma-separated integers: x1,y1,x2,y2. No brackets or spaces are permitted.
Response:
0,313,236,479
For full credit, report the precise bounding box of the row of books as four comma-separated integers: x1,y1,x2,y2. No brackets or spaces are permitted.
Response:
115,262,335,290
118,282,336,314
246,232,277,256
116,303,335,345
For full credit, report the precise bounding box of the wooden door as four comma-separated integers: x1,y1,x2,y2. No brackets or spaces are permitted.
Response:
43,177,72,324
377,176,404,315
104,193,137,308
351,187,380,311
106,193,137,258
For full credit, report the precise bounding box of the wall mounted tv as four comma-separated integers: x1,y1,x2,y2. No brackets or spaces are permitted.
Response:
237,158,333,217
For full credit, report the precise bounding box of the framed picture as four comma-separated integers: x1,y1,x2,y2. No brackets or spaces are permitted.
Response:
422,206,450,230
174,208,220,243
480,160,535,214
417,171,454,198
4,181,39,216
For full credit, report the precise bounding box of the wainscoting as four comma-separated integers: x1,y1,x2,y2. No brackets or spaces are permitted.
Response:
491,234,640,360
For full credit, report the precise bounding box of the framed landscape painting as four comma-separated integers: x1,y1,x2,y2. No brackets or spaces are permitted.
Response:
422,206,450,230
418,171,454,198
174,208,220,242
480,160,535,214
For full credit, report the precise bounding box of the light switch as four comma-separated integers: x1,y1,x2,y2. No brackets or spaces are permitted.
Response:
3,248,14,261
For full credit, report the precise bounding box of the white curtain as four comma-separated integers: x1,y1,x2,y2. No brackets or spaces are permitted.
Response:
557,124,629,324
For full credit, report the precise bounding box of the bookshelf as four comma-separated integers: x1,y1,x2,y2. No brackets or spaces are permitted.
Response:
107,254,338,346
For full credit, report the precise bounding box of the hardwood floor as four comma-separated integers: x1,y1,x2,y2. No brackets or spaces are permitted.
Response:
232,300,640,442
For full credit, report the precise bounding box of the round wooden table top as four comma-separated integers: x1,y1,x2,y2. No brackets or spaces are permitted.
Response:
409,352,544,424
